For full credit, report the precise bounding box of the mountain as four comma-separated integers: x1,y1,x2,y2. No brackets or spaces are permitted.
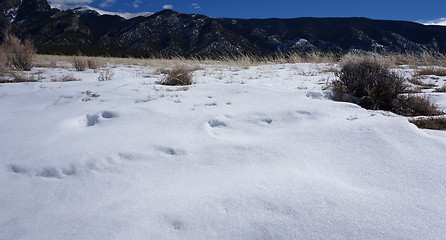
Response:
49,4,153,20
2,0,446,57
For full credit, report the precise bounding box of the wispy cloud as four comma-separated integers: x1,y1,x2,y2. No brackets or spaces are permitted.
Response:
48,0,95,4
162,4,173,9
132,0,142,8
418,17,446,26
191,3,201,9
99,0,116,8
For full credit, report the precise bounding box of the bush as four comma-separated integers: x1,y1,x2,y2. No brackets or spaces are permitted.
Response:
73,57,87,71
51,74,80,82
332,59,406,110
98,69,114,81
332,59,444,116
0,33,35,71
0,72,38,83
410,117,446,130
392,95,443,116
159,65,194,86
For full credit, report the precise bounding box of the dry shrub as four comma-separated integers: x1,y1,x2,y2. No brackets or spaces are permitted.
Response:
410,117,446,130
0,33,35,71
332,59,406,110
87,58,103,71
332,58,443,116
51,74,80,82
73,57,87,71
98,69,114,81
159,65,194,86
0,72,37,83
0,51,7,71
392,95,443,116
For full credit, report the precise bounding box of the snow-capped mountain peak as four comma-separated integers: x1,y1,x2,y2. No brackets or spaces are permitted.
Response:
50,3,153,19
418,17,446,26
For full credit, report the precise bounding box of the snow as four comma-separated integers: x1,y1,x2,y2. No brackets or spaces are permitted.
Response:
50,3,153,19
1,62,446,239
419,17,446,26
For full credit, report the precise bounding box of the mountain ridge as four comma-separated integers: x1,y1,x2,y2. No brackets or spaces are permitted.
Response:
1,0,446,57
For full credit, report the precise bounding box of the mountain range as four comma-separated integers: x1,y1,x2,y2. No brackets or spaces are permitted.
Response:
1,0,446,57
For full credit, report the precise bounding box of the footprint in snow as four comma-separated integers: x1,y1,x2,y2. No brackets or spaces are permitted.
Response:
261,118,273,124
8,165,77,179
208,119,226,128
85,111,118,127
156,146,183,156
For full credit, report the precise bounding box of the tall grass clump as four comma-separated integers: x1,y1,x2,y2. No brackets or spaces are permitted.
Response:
332,58,443,116
0,32,35,71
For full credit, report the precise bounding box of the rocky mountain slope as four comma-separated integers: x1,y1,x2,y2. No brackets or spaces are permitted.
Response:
2,0,446,56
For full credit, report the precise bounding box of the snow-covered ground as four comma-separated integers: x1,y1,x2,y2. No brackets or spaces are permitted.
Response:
1,61,446,239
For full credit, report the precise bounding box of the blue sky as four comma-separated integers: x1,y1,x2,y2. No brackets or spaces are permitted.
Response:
48,0,446,23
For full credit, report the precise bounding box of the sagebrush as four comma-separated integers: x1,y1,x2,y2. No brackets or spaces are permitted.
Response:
159,66,194,86
332,58,443,116
332,59,406,110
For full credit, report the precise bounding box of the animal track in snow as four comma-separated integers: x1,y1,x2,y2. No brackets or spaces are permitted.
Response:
261,118,273,124
86,114,100,126
156,146,183,156
170,220,184,230
9,165,27,174
7,152,141,179
208,119,226,128
36,167,62,179
85,111,118,127
8,165,75,179
101,111,117,119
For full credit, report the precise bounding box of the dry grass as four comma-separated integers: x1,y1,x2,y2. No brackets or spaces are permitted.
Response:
410,117,446,130
340,52,446,67
31,51,446,71
414,67,446,77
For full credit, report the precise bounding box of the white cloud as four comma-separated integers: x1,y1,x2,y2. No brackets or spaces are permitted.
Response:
99,0,116,8
132,0,142,8
162,4,173,9
191,3,201,9
48,0,95,4
418,17,446,26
